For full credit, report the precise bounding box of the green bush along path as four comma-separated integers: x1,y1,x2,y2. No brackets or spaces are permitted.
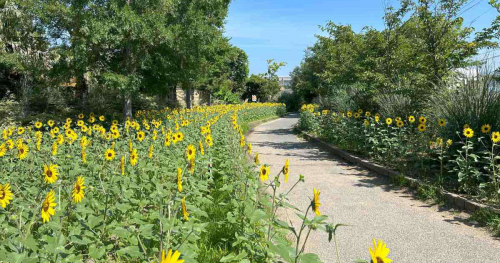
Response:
247,114,500,263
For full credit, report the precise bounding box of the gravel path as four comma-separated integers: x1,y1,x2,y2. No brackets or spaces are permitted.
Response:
247,114,500,263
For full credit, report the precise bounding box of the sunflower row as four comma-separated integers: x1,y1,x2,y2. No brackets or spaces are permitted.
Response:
300,105,500,201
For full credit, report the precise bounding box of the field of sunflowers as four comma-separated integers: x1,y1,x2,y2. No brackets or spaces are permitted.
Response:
0,101,397,263
0,103,288,262
299,104,500,206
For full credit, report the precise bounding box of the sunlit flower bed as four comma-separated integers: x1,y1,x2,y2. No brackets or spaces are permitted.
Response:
300,104,500,204
0,102,393,263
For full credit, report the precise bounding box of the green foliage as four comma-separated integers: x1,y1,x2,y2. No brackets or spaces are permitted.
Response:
299,105,500,204
289,0,486,112
243,59,286,102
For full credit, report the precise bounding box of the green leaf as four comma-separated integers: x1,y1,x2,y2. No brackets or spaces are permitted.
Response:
249,209,268,224
116,245,142,258
89,244,106,259
298,253,322,263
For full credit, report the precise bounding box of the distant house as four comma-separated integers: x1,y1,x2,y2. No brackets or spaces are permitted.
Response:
279,76,292,88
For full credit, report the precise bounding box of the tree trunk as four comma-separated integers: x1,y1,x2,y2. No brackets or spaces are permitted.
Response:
123,93,132,119
21,73,30,118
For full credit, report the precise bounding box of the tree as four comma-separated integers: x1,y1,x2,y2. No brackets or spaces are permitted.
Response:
0,0,50,117
243,59,285,102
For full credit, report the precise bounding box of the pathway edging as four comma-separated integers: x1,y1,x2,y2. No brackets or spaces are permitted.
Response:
299,130,499,214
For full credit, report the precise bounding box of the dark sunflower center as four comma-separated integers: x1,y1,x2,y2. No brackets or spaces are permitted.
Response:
0,190,5,199
108,153,112,157
46,170,52,177
189,150,192,155
43,202,49,211
262,169,267,175
76,185,81,192
20,149,24,154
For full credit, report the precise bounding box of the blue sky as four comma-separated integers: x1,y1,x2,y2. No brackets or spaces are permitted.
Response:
224,0,498,77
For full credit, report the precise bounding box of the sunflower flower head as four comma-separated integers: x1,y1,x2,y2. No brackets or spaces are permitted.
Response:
181,197,189,221
43,164,59,184
385,118,392,125
72,176,85,203
418,123,426,132
260,165,269,181
369,239,392,263
104,149,116,161
0,183,14,208
41,190,56,223
438,119,446,127
283,159,290,182
463,128,474,138
154,249,185,263
199,141,205,155
419,116,426,124
121,156,125,175
255,153,260,165
186,144,196,161
408,116,415,123
177,168,182,193
481,124,491,134
493,132,500,144
17,143,29,160
312,188,321,216
130,149,138,166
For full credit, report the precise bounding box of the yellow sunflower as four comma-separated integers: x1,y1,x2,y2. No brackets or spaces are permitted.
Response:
365,111,371,117
174,132,184,143
186,144,196,161
41,190,56,223
0,183,14,208
492,132,500,143
385,118,392,125
255,153,260,165
464,128,474,138
164,134,172,146
35,121,43,129
0,143,6,157
136,131,145,142
418,123,426,132
177,168,183,192
396,120,404,128
17,144,29,160
181,197,189,221
260,165,269,181
408,116,415,123
18,127,25,135
104,149,116,161
155,249,185,263
51,142,58,156
283,159,290,182
48,120,55,127
43,164,59,184
72,176,85,203
199,141,205,155
205,135,213,147
369,239,392,263
364,120,370,127
121,156,125,175
438,119,446,127
99,115,105,121
446,139,453,147
312,188,321,216
481,124,491,134
148,145,154,159
464,124,470,129
130,149,138,166
78,113,84,119
247,143,252,155
419,116,426,124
